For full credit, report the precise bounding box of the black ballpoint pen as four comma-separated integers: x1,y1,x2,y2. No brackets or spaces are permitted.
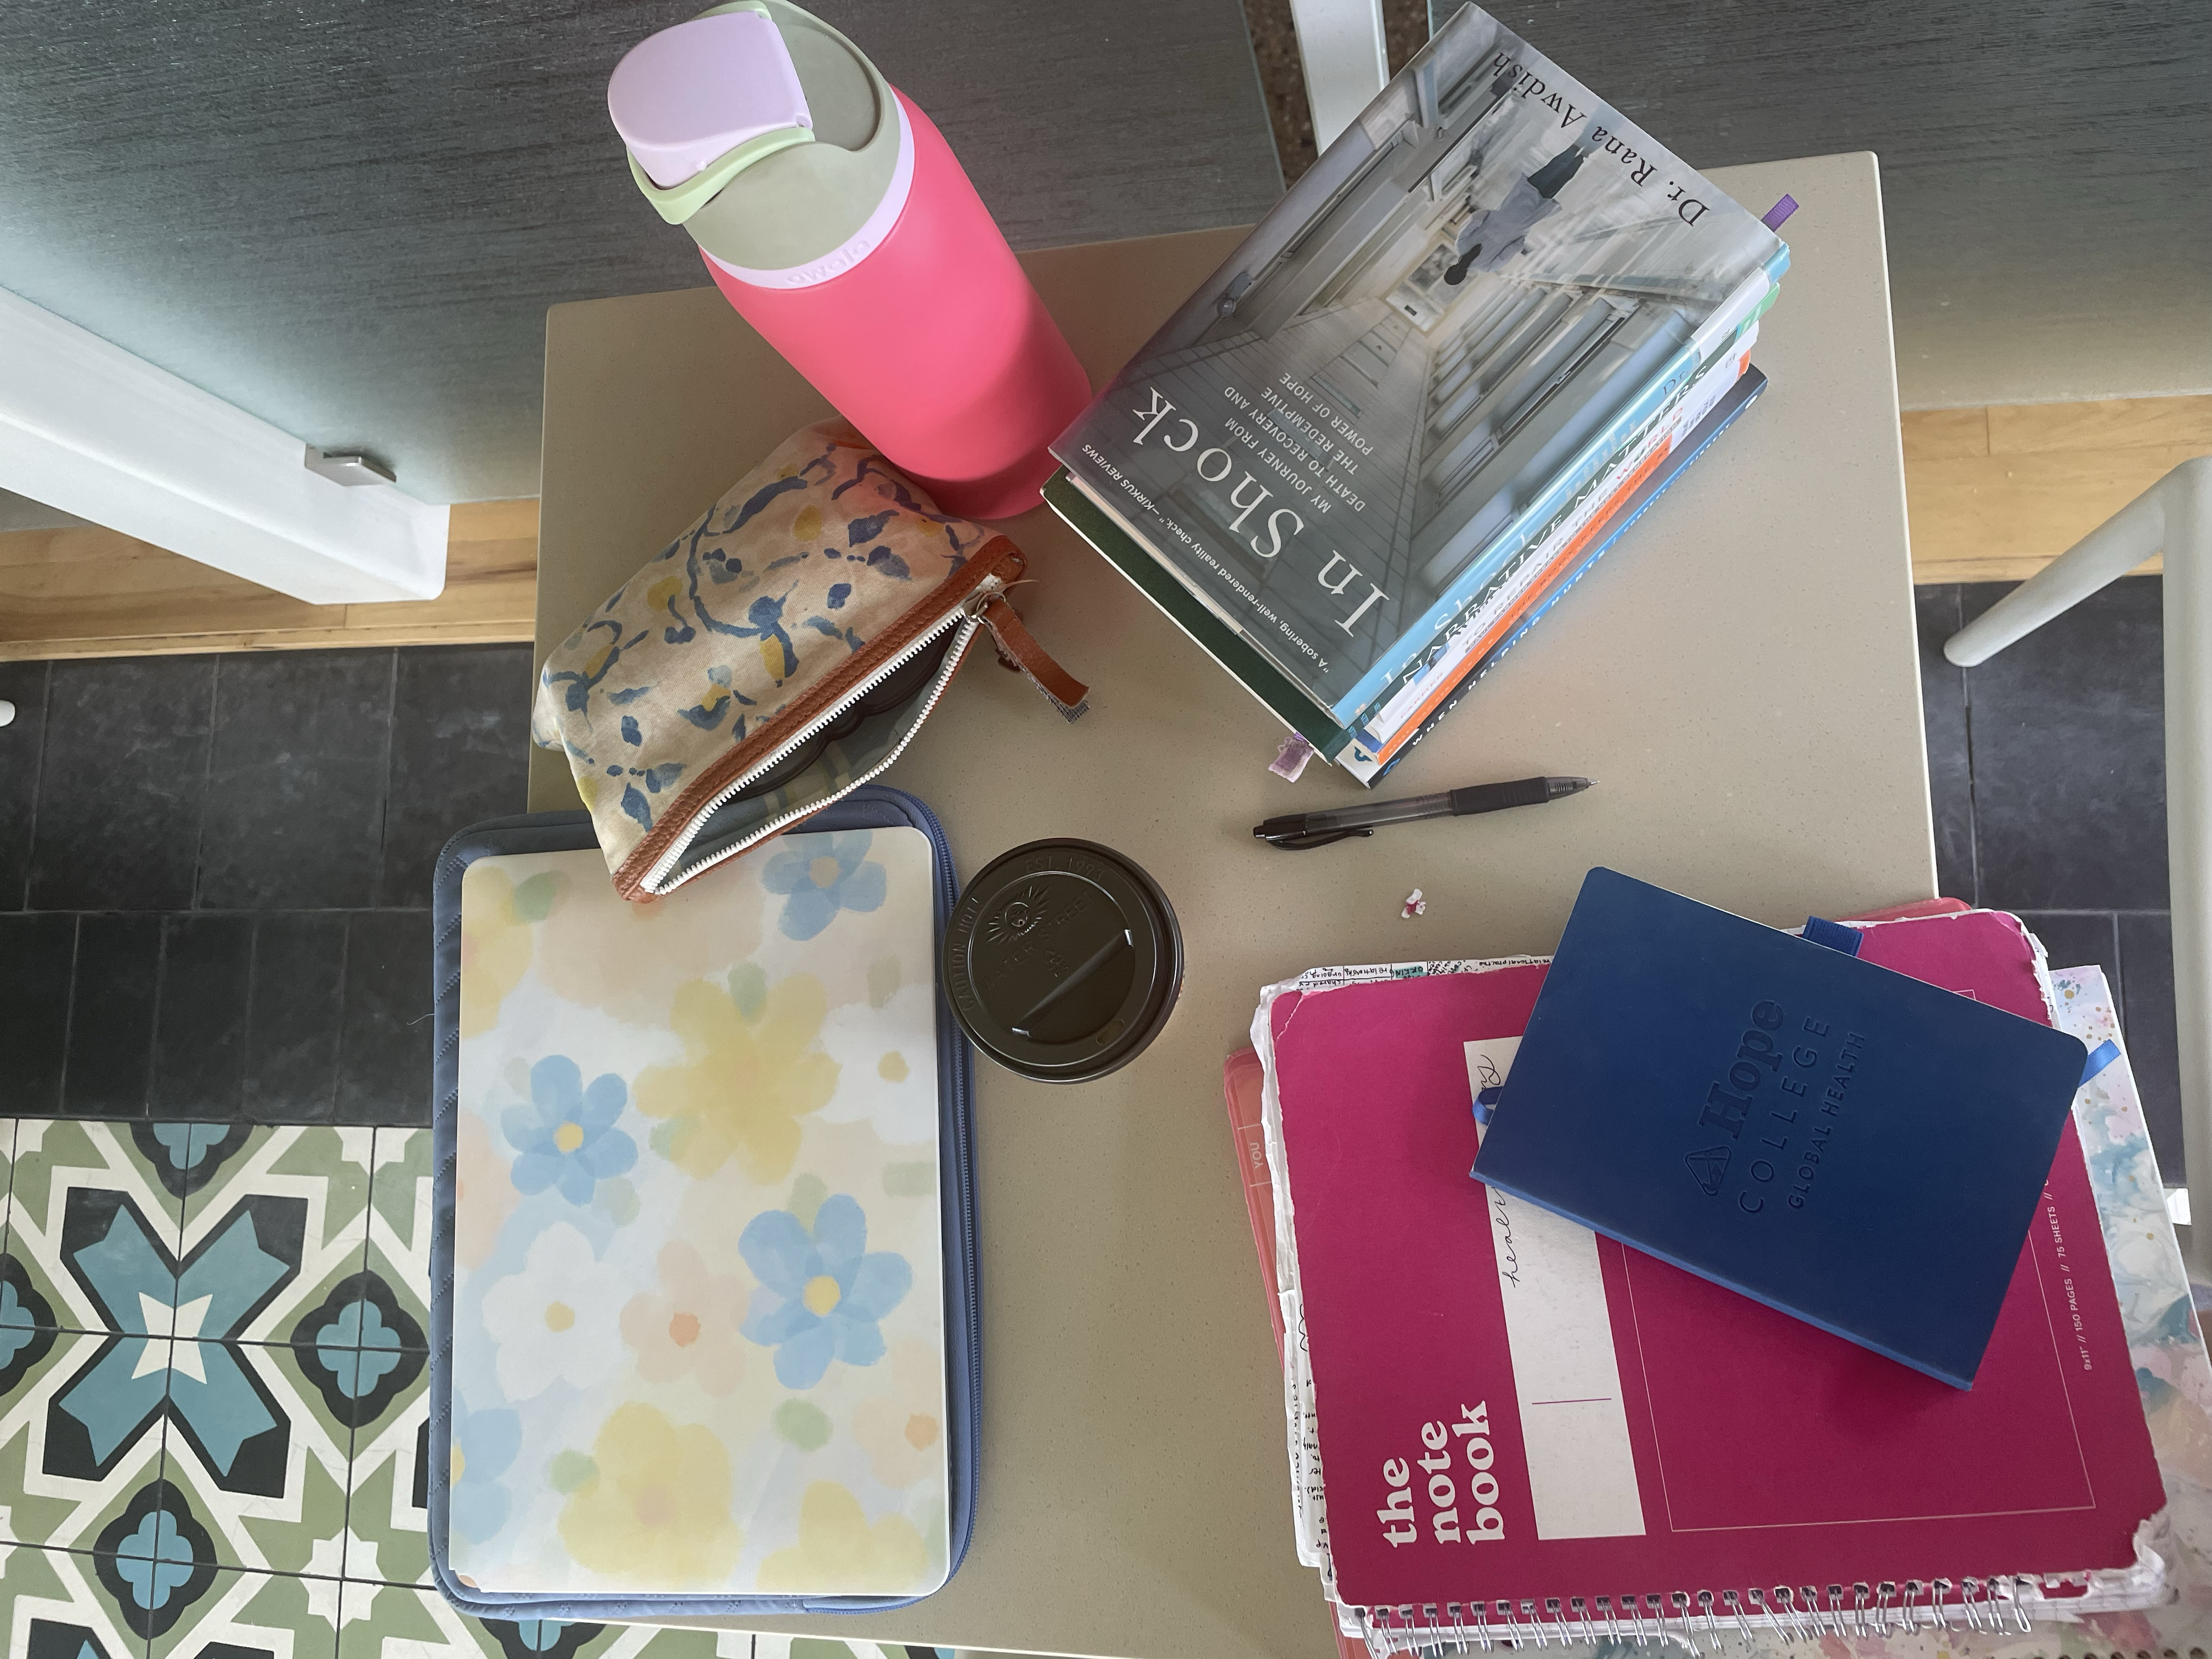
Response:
1253,776,1593,850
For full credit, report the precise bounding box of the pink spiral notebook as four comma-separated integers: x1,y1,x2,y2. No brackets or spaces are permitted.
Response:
1260,908,2165,1638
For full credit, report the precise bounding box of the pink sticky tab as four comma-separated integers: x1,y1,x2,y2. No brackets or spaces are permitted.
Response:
608,11,812,189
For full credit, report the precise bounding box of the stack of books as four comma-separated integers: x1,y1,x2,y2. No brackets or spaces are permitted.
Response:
1224,904,2208,1656
1047,3,1787,783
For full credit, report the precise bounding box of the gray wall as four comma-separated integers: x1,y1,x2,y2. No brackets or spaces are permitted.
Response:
2,0,2204,509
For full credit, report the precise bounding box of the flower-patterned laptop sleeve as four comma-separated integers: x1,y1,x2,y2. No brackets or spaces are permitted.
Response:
426,787,977,1621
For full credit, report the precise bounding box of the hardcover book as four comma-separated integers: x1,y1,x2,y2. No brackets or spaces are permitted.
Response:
1470,868,2090,1387
1046,2,1787,757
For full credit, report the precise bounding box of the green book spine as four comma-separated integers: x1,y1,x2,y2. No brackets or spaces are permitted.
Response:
1041,470,1352,760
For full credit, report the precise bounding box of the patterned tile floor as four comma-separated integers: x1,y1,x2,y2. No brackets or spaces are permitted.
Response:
0,1116,930,1659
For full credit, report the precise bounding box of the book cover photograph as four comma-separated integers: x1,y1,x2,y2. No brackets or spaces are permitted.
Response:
1048,3,1788,727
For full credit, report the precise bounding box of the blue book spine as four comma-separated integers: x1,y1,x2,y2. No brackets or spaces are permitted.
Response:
1328,264,1784,724
1363,366,1768,782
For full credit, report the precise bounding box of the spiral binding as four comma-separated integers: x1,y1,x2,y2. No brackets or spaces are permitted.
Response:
1353,1573,2037,1654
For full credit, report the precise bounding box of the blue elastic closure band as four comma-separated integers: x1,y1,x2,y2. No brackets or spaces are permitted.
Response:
1802,916,1864,955
2081,1038,2121,1086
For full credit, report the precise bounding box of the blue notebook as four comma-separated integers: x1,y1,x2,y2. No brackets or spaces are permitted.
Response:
1470,868,2090,1388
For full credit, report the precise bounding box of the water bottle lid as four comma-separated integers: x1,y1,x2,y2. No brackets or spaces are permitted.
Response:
611,0,906,270
608,8,813,190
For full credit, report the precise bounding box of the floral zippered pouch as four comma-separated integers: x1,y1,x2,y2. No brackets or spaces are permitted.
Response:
532,422,1086,900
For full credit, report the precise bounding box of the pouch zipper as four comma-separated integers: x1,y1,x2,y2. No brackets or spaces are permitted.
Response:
641,575,1004,894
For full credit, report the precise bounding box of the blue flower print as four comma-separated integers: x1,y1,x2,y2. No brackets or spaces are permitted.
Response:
676,663,755,732
314,1297,403,1400
504,1056,637,1205
513,1621,583,1654
762,831,886,941
0,1280,35,1365
451,1395,521,1543
740,1194,911,1389
148,1122,230,1171
115,1506,196,1609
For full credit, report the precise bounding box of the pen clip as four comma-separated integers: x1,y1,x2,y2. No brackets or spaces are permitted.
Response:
1255,827,1375,851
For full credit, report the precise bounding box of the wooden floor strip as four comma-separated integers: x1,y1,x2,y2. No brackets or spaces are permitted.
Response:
1901,394,2211,584
0,499,537,661
2,396,2205,659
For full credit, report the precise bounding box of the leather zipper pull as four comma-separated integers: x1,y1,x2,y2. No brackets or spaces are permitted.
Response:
978,595,1088,722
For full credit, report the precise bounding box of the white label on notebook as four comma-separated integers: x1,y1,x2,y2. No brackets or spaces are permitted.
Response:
1466,1036,1647,1541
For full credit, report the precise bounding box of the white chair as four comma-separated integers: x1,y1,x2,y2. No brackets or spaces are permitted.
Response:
1283,0,1391,150
1945,458,2212,1267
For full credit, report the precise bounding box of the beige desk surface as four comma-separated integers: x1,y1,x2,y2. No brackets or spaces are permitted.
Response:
529,151,1931,1659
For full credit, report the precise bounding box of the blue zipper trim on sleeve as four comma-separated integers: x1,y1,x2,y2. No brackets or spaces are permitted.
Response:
828,786,981,1606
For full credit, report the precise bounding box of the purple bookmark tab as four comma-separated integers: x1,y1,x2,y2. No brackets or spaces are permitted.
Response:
1268,731,1316,781
1762,194,1799,231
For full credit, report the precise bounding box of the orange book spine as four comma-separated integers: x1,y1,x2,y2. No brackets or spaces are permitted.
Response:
1370,431,1679,766
1222,1047,1285,1356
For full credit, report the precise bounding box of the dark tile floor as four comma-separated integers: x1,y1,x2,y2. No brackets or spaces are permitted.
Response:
0,646,534,1127
4,594,2186,1171
1917,575,2182,1175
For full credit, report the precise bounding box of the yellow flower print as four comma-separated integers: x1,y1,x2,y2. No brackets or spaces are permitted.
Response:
851,1339,945,1489
635,973,839,1183
559,1403,742,1587
535,855,762,1025
459,865,562,1036
758,1480,929,1594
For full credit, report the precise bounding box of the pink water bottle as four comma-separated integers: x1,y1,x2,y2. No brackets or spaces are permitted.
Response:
607,1,1092,520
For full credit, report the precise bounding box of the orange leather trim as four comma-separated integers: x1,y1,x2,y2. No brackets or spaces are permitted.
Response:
979,595,1089,714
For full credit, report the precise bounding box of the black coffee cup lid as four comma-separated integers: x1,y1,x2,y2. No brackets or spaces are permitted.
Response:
943,838,1183,1084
